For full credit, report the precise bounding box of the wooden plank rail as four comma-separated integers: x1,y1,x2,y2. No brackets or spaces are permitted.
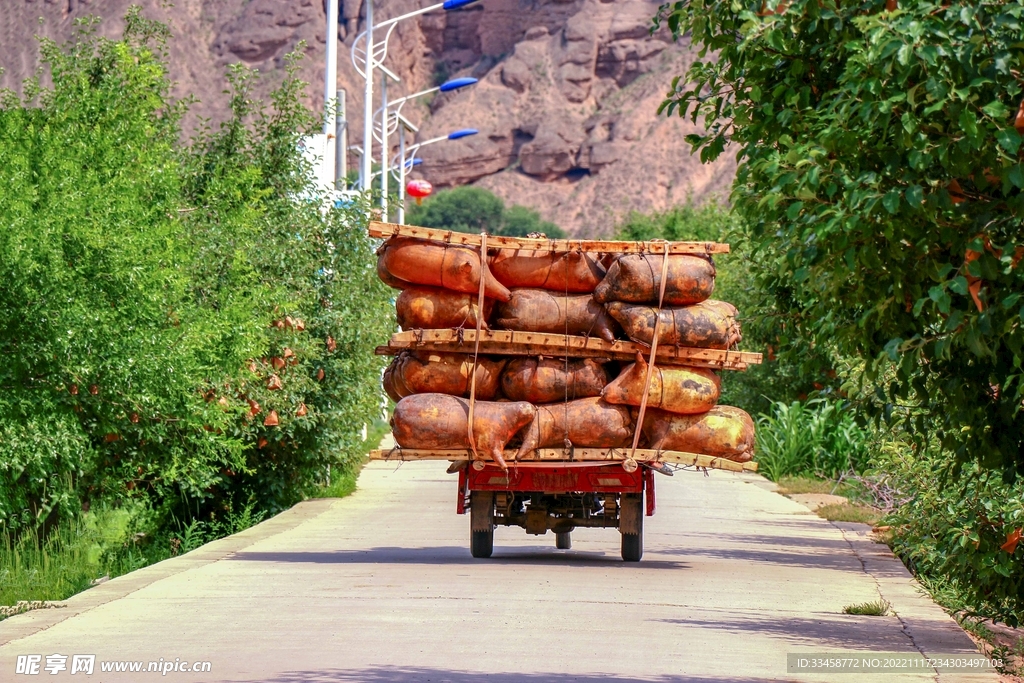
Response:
368,221,730,255
369,447,758,473
377,329,762,371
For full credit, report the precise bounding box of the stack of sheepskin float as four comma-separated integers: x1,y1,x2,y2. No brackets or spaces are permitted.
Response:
377,236,755,469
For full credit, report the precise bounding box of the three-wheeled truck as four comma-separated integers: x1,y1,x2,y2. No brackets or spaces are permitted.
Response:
459,460,653,561
368,222,761,562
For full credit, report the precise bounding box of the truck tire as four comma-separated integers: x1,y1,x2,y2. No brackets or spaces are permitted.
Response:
555,531,572,550
620,493,643,562
470,491,495,558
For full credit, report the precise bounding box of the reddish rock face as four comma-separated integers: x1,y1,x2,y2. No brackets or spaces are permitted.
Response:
2,0,735,235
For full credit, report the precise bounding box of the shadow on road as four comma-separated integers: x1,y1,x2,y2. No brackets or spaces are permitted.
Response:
229,545,689,570
658,528,906,578
658,614,915,651
659,542,864,573
229,666,768,682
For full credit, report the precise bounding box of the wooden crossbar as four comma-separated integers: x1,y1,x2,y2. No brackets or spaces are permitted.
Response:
369,447,758,473
368,221,730,255
377,329,762,371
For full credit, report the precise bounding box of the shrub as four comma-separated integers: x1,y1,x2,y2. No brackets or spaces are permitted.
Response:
409,186,504,233
0,12,389,540
500,204,563,238
884,450,1024,626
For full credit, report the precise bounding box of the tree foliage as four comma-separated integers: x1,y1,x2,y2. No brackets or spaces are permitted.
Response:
0,11,390,536
883,447,1024,625
409,186,565,237
657,0,1024,472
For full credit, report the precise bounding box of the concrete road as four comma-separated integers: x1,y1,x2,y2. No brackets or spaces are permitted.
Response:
0,459,997,682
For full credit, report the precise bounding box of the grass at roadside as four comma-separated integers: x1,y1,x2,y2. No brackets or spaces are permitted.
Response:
0,419,390,619
310,420,390,499
776,474,1020,674
817,503,881,525
774,474,882,526
0,523,97,611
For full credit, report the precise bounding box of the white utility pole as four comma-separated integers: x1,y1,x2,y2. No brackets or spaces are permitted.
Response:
380,75,389,217
324,0,339,188
397,129,407,224
336,89,347,186
362,0,374,191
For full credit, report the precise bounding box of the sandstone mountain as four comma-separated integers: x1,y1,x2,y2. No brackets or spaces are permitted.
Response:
0,0,734,236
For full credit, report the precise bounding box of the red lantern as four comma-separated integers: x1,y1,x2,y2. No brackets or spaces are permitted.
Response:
406,179,433,205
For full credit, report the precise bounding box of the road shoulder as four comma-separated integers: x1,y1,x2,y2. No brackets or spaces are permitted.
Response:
0,499,340,648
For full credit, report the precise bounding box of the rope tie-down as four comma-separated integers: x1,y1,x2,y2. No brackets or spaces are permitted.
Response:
627,240,672,472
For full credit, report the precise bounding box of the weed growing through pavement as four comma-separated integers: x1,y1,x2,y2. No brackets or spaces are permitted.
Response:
843,600,891,616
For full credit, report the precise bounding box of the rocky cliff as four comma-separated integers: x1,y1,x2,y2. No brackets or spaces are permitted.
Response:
0,0,733,236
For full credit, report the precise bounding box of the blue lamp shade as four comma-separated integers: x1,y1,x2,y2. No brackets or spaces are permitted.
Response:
439,77,478,93
404,158,424,169
442,0,478,9
447,128,478,140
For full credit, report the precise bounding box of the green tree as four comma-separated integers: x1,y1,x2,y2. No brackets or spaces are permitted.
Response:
409,186,504,233
409,185,565,237
500,205,564,238
0,11,389,538
657,0,1024,473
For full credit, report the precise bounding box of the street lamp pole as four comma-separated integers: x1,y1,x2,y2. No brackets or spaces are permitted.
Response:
352,0,479,194
397,131,407,223
375,77,475,220
324,0,339,188
393,128,477,223
336,89,347,185
361,0,374,192
380,74,389,217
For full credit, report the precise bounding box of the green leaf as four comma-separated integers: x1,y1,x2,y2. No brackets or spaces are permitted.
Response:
906,185,923,206
882,189,901,214
897,43,913,66
996,128,1022,154
884,337,904,361
982,101,1010,119
930,285,952,314
959,108,979,137
1009,164,1024,188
